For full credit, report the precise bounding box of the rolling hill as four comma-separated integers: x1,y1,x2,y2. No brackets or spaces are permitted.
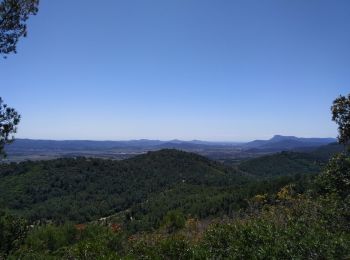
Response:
2,146,347,260
0,150,248,224
237,142,345,178
0,148,319,231
238,151,322,177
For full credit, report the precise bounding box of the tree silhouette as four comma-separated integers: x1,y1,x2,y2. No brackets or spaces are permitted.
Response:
332,94,350,147
0,97,20,157
0,0,39,57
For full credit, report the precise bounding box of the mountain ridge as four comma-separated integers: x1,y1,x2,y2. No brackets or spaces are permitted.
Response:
6,135,336,150
3,136,337,162
243,135,336,151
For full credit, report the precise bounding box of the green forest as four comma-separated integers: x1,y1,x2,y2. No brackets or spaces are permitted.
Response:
1,140,349,259
0,149,317,227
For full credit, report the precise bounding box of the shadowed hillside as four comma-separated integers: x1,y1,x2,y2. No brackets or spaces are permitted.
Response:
0,149,313,229
0,150,248,224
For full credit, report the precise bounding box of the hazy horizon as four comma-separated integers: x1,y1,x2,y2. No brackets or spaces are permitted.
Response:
13,134,337,143
1,0,349,141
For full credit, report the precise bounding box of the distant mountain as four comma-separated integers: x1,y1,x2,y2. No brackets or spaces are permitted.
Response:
4,136,337,162
6,138,238,153
244,135,336,151
155,141,214,150
5,138,165,152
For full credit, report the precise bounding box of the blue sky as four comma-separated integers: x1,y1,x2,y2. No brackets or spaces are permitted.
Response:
1,0,349,141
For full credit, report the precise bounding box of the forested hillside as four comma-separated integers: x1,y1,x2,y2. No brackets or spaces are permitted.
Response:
0,149,311,232
0,134,348,259
238,151,322,177
0,150,244,222
1,149,349,259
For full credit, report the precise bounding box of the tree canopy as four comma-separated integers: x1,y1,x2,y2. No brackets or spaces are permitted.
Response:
0,0,39,57
332,94,350,147
0,97,20,157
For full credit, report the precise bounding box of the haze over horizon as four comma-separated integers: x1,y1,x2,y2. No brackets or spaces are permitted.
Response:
12,134,337,143
1,0,349,141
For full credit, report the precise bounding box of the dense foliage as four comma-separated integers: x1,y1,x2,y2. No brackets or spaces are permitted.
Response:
238,151,323,177
332,94,350,146
1,151,349,259
0,211,27,258
0,0,39,56
0,97,20,157
0,150,249,223
1,149,314,234
122,173,311,233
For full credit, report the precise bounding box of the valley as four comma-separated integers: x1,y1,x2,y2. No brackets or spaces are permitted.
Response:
4,135,337,162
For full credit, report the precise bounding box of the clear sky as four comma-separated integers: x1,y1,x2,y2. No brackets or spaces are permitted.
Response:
0,0,349,141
